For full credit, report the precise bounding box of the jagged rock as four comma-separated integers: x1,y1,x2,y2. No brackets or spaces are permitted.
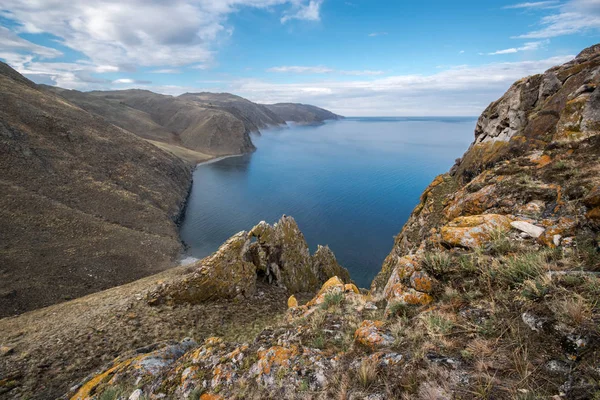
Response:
147,232,256,305
147,216,351,305
539,217,578,248
344,283,360,294
441,214,513,248
511,220,546,238
249,216,351,292
312,245,352,284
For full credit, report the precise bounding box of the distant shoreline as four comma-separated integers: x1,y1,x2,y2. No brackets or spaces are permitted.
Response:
195,154,244,167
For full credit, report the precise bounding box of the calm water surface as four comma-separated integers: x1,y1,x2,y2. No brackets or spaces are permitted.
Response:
180,117,475,288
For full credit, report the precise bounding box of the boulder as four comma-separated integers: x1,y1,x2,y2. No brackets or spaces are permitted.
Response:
440,214,513,248
354,320,394,350
510,220,546,238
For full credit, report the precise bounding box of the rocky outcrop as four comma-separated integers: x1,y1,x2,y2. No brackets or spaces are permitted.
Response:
0,62,193,317
373,44,600,292
67,276,387,400
146,216,351,306
263,103,343,124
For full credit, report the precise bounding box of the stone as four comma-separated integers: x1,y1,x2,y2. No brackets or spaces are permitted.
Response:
539,217,578,248
522,312,547,332
128,389,143,400
441,214,513,248
249,217,351,293
287,295,298,308
510,220,546,238
0,345,14,356
553,234,562,247
354,320,394,350
545,360,571,375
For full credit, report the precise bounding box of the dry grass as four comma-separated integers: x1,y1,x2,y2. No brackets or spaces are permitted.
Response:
356,358,379,389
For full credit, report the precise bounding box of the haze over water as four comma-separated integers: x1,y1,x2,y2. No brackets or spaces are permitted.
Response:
180,117,475,288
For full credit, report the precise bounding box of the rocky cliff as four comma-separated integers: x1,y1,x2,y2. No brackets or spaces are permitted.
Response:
263,103,343,124
0,63,193,317
2,47,600,399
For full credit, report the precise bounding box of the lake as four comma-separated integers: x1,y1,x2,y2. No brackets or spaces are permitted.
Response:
179,117,476,288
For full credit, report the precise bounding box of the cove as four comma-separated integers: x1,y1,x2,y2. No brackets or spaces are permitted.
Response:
179,117,476,288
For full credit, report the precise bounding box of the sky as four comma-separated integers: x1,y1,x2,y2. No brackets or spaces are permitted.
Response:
1,0,600,116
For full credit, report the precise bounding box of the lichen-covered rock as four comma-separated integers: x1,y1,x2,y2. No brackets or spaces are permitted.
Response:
147,232,256,305
441,214,513,248
287,295,298,308
380,254,434,310
147,216,351,305
312,244,352,285
354,320,394,350
248,216,351,293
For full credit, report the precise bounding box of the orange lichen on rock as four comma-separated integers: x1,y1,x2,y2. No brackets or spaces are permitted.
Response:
253,345,299,375
344,283,360,294
307,276,345,306
70,358,134,400
354,320,394,350
539,217,578,248
410,271,434,293
440,214,513,248
287,295,298,308
200,394,225,400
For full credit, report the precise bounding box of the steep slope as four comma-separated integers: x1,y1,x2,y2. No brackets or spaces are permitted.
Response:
0,63,193,317
264,102,343,124
57,45,600,400
44,88,257,157
0,217,350,399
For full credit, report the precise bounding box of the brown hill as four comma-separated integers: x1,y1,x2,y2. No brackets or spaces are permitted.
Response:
0,62,193,317
263,102,343,124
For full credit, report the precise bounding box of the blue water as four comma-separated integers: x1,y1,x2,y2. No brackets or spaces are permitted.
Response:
179,117,476,288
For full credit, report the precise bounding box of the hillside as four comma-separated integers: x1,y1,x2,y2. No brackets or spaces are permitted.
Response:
44,88,258,159
57,44,600,400
264,103,343,124
0,62,193,317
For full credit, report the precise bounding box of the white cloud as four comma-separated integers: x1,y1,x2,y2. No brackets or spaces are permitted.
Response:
1,0,324,72
233,56,575,116
151,68,182,74
368,32,388,37
281,0,323,23
459,50,465,54
484,40,549,55
0,26,62,59
268,65,384,75
512,0,600,38
503,1,560,9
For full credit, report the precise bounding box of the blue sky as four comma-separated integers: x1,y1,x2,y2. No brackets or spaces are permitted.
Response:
1,0,600,115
